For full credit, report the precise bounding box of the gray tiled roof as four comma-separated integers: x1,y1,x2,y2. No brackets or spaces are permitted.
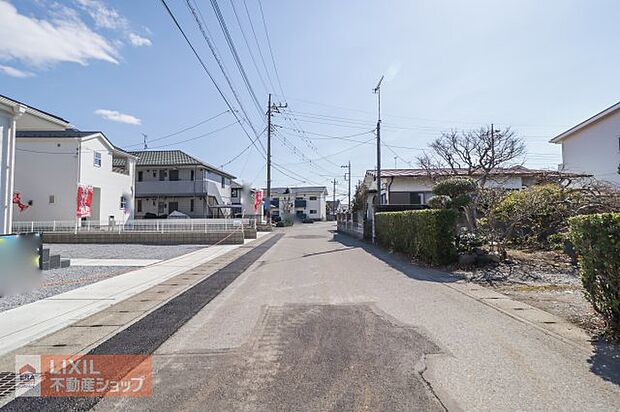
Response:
16,129,100,138
268,186,328,194
17,129,134,158
130,150,235,179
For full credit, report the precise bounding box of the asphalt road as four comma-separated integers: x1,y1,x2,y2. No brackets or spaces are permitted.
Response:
90,223,618,410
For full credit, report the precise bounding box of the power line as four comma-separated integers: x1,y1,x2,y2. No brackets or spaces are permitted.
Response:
257,1,285,98
242,0,277,93
182,0,265,145
160,0,265,162
228,0,269,93
209,0,263,114
125,110,230,148
146,120,240,149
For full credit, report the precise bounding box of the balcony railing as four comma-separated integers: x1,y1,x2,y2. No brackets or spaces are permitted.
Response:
135,180,208,196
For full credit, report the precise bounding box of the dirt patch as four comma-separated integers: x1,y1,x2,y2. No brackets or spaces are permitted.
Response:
451,249,605,335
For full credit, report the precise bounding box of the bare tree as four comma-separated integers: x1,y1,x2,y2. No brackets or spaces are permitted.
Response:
418,126,526,229
418,126,526,184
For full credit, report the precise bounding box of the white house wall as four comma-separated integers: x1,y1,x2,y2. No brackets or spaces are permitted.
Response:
79,136,135,224
559,111,620,187
13,138,78,222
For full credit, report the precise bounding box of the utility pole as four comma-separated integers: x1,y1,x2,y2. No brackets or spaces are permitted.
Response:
341,161,351,217
142,133,148,150
373,75,384,205
332,178,337,219
394,156,397,168
265,93,286,221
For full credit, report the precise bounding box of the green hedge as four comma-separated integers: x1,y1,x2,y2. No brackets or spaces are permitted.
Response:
375,209,458,265
569,213,620,338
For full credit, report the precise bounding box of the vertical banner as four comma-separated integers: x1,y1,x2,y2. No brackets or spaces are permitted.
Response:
76,185,93,218
254,191,263,214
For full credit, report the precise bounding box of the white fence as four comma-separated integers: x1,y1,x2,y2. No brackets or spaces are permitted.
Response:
13,218,257,234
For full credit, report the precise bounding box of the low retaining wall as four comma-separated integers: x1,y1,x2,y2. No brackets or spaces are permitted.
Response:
337,221,364,240
42,231,244,245
244,228,257,239
256,223,272,232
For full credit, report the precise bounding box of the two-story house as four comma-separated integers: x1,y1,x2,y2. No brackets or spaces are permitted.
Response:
131,150,236,218
268,186,328,221
550,101,620,187
14,130,137,225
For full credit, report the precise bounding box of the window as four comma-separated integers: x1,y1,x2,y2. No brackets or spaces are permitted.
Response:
49,195,55,204
158,202,165,214
93,151,102,167
310,209,317,214
168,202,179,213
296,197,304,200
190,199,195,212
231,188,240,197
309,196,317,201
137,199,142,212
138,171,143,182
169,170,179,181
153,171,157,178
221,176,225,188
159,170,167,181
120,196,128,210
190,170,195,181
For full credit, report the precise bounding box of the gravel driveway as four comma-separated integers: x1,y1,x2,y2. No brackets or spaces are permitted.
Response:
0,244,208,312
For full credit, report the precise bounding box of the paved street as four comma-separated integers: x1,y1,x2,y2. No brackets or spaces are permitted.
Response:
89,222,620,411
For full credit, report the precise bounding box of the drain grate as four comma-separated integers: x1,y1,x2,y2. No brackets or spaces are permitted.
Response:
0,372,16,400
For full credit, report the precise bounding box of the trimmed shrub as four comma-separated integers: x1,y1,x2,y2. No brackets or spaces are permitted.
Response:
569,213,620,338
375,209,458,265
432,177,477,209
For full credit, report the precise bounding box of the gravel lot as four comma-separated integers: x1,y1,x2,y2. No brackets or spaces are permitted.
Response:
47,243,206,260
451,249,605,334
0,244,208,313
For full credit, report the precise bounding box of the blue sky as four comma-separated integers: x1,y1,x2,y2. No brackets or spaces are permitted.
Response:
1,0,620,201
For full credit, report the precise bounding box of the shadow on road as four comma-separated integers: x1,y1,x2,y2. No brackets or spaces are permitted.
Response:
588,339,620,386
331,232,459,284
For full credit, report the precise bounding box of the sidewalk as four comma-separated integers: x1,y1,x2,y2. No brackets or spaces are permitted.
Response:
0,233,269,356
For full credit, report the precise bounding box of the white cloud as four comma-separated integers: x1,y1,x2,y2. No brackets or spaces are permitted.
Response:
129,33,152,47
95,109,141,125
0,64,34,78
0,1,118,66
75,0,128,30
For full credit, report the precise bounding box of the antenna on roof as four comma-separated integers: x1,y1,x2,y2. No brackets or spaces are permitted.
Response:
141,133,148,149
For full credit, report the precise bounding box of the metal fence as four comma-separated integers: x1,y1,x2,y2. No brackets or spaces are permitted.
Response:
12,218,257,234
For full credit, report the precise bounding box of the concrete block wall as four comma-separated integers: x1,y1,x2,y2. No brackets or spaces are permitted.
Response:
42,231,245,245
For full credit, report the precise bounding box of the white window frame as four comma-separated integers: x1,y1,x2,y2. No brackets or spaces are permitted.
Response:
93,151,102,168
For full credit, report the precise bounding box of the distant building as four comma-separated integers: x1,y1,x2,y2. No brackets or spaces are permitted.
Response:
326,200,342,220
131,150,236,218
362,166,572,208
14,130,136,225
267,186,328,221
231,181,262,218
550,101,620,187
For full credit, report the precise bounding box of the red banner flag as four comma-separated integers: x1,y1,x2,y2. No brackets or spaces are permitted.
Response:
76,185,93,218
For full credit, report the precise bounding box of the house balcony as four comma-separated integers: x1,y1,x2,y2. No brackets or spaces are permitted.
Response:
135,180,208,197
